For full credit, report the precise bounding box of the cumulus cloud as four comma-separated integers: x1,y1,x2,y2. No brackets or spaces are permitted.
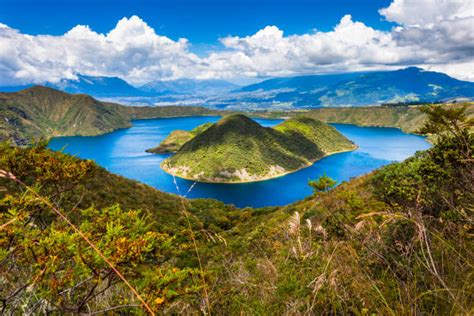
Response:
213,15,422,78
379,0,472,27
0,16,202,85
0,0,473,86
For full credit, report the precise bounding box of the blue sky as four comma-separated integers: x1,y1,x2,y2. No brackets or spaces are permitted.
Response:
0,0,394,46
0,0,472,85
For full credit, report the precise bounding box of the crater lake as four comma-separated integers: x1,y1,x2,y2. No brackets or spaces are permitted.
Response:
48,116,431,207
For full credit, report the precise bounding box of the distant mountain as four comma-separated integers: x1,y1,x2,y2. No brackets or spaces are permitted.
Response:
239,73,360,93
162,114,356,183
141,79,239,96
2,68,472,108
47,74,147,97
233,67,474,107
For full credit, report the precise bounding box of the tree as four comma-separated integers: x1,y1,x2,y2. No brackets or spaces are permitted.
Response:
374,104,473,216
308,173,337,194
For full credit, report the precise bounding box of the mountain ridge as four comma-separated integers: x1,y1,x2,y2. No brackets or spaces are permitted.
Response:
0,86,223,145
224,67,474,108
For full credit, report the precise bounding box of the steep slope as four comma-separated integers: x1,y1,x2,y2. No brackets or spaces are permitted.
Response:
162,115,356,183
233,67,474,107
146,122,213,153
0,86,225,145
0,86,131,145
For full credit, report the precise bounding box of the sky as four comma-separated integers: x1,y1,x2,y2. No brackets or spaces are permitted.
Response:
0,0,473,86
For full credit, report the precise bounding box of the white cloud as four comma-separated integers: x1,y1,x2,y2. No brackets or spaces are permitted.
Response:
0,16,201,85
379,0,472,27
0,0,473,86
209,15,431,78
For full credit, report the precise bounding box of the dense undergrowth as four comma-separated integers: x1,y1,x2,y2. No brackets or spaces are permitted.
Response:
0,105,472,314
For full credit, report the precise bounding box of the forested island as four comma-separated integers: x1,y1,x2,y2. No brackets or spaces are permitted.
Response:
158,114,356,183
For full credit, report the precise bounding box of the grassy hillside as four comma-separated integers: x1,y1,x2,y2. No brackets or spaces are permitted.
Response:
146,122,213,153
162,114,356,183
0,86,131,145
274,116,356,154
1,104,472,314
0,86,224,145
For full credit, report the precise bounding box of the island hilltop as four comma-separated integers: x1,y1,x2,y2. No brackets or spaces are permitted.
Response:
146,122,213,153
157,114,357,183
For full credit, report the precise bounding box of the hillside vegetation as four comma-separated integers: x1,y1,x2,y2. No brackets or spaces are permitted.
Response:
0,86,130,145
0,86,223,145
0,105,472,314
299,103,474,133
162,115,356,183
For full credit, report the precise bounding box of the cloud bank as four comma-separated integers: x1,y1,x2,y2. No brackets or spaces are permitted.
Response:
0,0,473,86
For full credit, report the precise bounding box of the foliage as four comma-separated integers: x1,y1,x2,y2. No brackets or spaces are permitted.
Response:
0,142,206,313
308,173,337,194
373,104,473,216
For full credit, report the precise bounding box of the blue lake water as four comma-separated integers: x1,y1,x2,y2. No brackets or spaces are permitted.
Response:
48,116,431,208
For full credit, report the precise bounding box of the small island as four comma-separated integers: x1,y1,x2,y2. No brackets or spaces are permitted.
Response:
146,122,213,153
150,114,357,183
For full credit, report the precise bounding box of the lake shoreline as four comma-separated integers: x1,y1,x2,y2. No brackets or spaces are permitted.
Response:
160,145,358,184
48,117,430,208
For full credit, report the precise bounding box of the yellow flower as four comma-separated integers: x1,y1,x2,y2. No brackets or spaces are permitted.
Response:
155,297,165,305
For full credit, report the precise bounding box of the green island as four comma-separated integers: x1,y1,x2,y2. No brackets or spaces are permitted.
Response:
146,123,213,153
160,114,357,183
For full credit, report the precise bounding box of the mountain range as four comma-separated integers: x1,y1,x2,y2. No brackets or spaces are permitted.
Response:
0,68,472,108
141,78,238,95
0,76,239,98
221,67,474,108
47,75,146,97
